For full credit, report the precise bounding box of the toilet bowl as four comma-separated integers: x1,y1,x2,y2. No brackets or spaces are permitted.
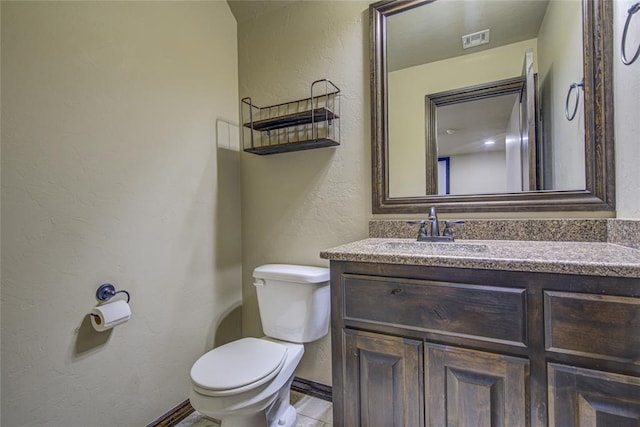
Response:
189,264,330,427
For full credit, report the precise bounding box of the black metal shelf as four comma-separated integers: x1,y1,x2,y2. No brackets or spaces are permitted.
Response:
241,79,340,155
244,138,340,156
243,107,338,132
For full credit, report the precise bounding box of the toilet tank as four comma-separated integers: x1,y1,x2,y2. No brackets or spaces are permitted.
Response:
253,264,330,343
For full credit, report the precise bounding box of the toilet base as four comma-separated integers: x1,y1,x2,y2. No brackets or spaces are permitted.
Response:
219,412,265,427
269,404,296,427
190,340,304,427
199,375,298,427
265,378,296,427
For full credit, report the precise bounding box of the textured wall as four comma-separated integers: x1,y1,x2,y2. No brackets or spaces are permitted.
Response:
614,0,640,219
238,1,371,385
1,2,241,425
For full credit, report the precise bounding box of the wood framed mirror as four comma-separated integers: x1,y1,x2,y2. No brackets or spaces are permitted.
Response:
371,0,615,214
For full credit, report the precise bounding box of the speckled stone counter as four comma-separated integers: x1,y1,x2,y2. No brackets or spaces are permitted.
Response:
320,238,640,278
369,219,611,242
608,219,640,250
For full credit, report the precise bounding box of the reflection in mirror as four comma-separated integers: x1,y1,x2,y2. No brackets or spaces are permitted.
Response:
387,0,586,197
371,0,614,213
428,78,528,196
439,93,523,195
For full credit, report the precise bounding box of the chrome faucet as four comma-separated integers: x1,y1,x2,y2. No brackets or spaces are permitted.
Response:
407,207,465,242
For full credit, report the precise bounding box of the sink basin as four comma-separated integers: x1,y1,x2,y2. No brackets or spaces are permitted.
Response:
377,241,489,254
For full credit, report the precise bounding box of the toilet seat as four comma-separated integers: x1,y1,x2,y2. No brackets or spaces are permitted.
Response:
190,337,288,397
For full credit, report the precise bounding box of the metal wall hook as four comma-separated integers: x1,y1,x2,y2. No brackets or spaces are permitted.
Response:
565,79,584,121
95,283,130,303
622,2,640,65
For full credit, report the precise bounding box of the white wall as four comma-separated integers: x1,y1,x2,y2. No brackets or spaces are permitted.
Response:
1,2,241,425
506,98,524,193
388,39,538,197
614,0,640,218
237,1,371,386
449,151,508,195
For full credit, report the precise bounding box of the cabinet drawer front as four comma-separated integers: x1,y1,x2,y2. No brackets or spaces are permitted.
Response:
342,275,527,346
544,291,640,364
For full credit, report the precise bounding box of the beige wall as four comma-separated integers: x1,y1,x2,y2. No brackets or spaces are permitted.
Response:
1,2,241,425
388,39,538,197
614,0,640,218
238,1,371,385
537,0,585,191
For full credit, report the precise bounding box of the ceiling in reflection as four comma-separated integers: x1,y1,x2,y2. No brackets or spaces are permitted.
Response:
436,93,518,157
387,0,549,71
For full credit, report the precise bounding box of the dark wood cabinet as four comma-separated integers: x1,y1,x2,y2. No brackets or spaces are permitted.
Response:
425,343,529,427
343,329,423,427
330,261,640,427
548,363,640,426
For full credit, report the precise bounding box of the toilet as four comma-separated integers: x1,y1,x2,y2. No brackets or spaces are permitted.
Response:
189,264,331,427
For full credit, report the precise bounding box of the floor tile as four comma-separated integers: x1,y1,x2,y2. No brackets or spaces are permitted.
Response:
176,394,331,427
174,411,220,427
290,390,304,405
294,414,327,427
292,395,332,423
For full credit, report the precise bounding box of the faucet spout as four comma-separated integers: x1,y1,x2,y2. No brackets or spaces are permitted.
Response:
428,207,439,237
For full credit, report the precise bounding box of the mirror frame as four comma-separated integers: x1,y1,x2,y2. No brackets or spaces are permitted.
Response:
371,0,615,214
424,76,528,195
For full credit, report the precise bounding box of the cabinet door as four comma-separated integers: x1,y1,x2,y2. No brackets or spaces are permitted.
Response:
343,329,423,427
548,363,640,426
425,343,530,427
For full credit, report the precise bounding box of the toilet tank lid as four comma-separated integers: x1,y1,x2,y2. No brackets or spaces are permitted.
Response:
253,264,329,284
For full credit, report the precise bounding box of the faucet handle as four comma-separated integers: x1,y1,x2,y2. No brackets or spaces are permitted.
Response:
406,220,428,240
442,220,465,237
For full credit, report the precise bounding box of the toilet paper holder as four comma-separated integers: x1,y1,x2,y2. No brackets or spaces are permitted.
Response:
95,283,131,304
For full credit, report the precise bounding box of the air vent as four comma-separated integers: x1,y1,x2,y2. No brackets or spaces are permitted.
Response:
462,29,490,49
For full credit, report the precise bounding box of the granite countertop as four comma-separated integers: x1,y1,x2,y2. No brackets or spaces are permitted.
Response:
320,238,640,278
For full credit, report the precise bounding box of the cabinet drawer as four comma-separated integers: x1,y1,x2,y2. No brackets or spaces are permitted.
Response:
342,275,527,346
544,291,640,364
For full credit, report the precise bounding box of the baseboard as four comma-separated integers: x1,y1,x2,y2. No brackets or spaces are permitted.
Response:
148,377,332,426
146,399,194,427
291,376,332,402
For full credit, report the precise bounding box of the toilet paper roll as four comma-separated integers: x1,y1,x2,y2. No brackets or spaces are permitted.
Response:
90,299,131,332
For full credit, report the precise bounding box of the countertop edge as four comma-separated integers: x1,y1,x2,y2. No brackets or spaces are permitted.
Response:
320,239,640,279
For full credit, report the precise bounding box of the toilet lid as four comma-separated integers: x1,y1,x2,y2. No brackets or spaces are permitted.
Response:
190,338,288,394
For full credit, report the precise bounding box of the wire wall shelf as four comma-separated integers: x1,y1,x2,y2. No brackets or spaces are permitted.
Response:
241,79,340,155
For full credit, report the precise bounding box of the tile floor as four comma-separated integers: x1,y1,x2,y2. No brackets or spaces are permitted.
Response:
175,391,332,427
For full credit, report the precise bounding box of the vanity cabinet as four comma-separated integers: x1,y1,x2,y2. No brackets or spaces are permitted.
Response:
330,261,640,427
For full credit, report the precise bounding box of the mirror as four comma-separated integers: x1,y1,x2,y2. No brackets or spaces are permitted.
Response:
371,0,615,213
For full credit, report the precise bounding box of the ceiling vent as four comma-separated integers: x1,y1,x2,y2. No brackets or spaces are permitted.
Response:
462,29,490,49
